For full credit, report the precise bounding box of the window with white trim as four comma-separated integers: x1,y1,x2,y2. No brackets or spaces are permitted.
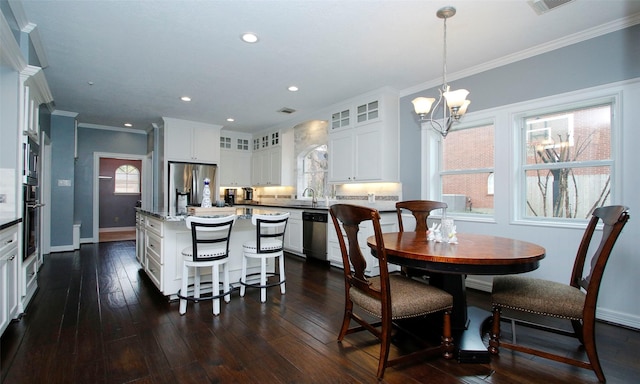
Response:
520,102,612,220
114,164,140,194
300,144,328,198
440,123,494,214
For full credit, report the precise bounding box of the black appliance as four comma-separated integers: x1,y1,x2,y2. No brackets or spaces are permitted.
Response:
224,188,236,206
23,136,39,186
23,136,42,260
23,184,42,260
302,211,328,261
243,187,253,201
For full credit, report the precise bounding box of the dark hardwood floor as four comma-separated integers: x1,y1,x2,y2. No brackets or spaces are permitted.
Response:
2,241,639,383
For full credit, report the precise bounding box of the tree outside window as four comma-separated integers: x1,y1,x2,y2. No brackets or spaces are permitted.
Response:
301,145,328,198
114,164,140,194
523,103,612,219
441,123,495,214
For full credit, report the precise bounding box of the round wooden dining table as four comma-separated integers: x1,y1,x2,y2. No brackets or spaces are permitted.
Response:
367,231,546,363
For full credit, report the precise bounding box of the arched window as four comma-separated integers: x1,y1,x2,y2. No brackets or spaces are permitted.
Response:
114,164,140,194
301,144,328,198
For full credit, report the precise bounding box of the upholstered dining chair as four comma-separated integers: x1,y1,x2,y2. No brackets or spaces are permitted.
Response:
179,215,236,316
329,204,454,379
490,205,629,383
396,200,447,278
240,212,289,303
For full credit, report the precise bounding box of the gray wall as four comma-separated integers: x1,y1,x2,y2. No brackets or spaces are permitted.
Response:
400,24,640,197
398,24,640,328
50,114,75,247
74,127,147,239
98,158,141,229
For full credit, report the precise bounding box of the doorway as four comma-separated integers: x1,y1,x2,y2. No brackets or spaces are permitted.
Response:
93,152,147,243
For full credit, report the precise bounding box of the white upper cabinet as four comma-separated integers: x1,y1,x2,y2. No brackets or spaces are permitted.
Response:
251,129,293,186
328,90,399,183
163,117,222,163
220,131,252,187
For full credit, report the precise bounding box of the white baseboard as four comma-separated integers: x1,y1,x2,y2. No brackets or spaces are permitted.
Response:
465,277,492,292
49,244,75,253
597,307,640,330
99,226,135,233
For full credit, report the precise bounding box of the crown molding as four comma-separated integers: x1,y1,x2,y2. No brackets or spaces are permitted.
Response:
52,110,79,118
400,13,640,97
78,123,147,135
0,9,26,70
21,65,54,104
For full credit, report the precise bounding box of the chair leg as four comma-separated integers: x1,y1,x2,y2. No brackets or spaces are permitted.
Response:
223,261,230,303
212,263,220,316
489,306,501,355
337,301,353,341
240,254,247,297
582,319,605,383
194,267,201,300
179,263,189,315
376,315,393,379
260,257,267,303
279,254,286,295
442,310,454,359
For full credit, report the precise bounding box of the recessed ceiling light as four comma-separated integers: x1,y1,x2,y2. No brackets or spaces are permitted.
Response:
124,123,133,127
288,86,299,92
241,32,259,43
180,96,191,102
226,118,235,122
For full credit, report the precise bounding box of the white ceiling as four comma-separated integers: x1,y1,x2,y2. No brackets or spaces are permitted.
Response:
16,0,640,134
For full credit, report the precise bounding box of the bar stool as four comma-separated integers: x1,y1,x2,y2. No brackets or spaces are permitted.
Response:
179,215,236,316
240,212,289,303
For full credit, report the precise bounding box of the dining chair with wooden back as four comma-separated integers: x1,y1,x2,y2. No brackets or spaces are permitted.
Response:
489,205,630,383
329,203,454,379
396,200,447,278
396,200,448,232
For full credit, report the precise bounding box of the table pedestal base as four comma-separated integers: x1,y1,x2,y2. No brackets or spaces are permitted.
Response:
456,306,491,363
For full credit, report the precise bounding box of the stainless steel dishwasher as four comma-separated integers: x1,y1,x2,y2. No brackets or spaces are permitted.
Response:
302,211,328,261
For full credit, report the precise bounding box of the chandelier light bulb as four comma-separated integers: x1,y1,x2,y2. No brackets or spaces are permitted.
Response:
412,97,436,114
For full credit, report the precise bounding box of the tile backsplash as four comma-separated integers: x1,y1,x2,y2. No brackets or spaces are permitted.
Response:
252,182,402,209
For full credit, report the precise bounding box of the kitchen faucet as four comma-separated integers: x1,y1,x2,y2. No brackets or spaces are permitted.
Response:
302,187,317,207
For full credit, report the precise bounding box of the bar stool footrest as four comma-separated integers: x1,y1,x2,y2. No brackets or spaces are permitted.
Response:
177,282,233,302
239,272,285,289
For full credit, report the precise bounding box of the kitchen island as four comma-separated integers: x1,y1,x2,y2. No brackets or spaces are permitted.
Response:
136,207,285,299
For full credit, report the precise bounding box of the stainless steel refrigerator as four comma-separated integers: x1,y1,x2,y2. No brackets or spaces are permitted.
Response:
168,161,217,215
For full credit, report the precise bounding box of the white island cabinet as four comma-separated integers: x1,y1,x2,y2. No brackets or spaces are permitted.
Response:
136,208,281,298
1,222,20,335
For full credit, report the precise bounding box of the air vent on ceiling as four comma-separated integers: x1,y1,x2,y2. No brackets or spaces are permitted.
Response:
278,107,296,114
528,0,574,15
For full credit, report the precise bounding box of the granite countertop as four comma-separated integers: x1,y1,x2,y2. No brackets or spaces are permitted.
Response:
0,215,22,231
136,207,286,221
241,202,397,214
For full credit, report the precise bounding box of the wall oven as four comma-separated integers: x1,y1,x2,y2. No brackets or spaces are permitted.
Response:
23,184,42,260
23,136,42,260
23,136,39,186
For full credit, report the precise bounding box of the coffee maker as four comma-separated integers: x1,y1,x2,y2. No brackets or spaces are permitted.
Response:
243,187,253,202
224,188,236,206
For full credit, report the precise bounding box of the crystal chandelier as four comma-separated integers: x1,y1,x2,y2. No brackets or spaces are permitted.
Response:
412,6,470,138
